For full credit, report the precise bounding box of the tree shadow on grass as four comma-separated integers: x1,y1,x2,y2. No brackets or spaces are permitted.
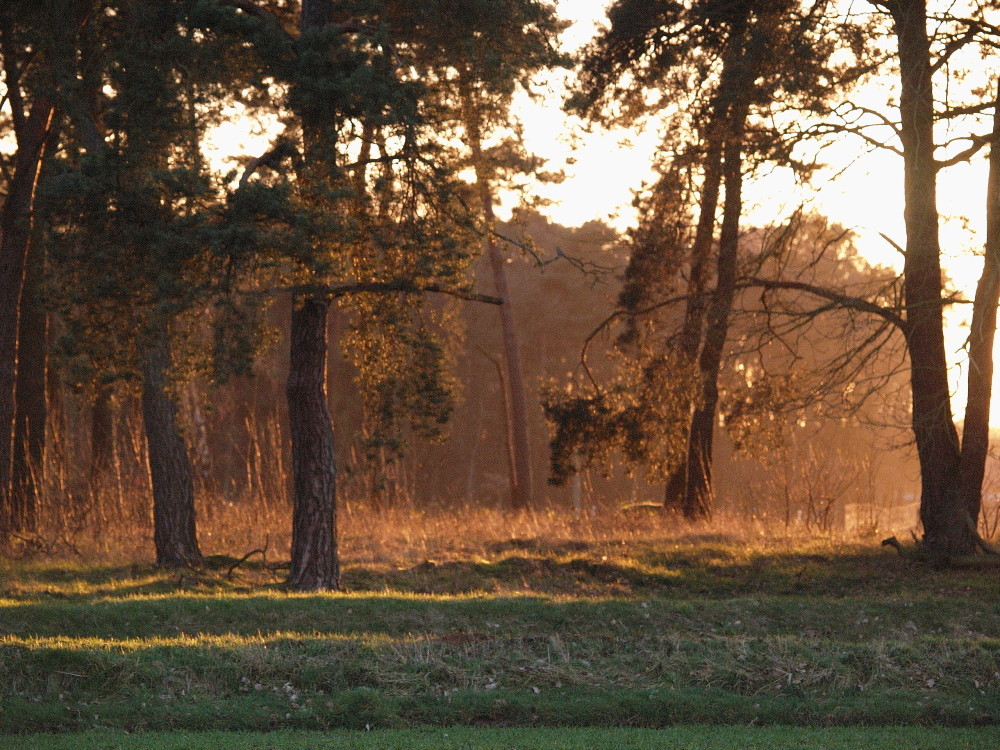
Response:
2,546,999,643
3,540,997,607
351,544,1000,600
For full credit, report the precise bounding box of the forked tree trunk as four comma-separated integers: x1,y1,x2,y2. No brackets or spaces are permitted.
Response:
957,92,1000,539
889,0,972,555
0,96,55,538
682,98,748,520
140,326,201,567
286,294,339,591
663,8,749,517
662,119,726,512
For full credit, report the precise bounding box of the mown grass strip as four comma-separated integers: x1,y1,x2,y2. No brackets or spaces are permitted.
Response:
9,726,1000,750
0,683,997,732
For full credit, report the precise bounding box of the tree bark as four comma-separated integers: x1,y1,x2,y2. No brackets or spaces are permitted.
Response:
90,386,116,487
284,0,340,591
88,384,116,533
140,325,201,567
957,91,1000,539
482,208,534,510
286,294,339,591
683,96,748,520
887,0,972,555
11,255,48,534
0,95,55,537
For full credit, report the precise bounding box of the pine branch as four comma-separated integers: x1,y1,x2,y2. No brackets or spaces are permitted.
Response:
218,0,295,43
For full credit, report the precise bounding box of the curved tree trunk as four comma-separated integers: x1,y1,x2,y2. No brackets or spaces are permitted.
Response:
0,96,55,538
957,91,1000,540
888,0,972,555
286,294,339,591
664,8,750,516
140,325,201,567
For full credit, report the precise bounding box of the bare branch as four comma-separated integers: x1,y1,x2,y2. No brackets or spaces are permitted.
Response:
804,120,904,157
878,232,906,257
237,137,297,189
935,101,995,120
580,292,692,390
935,132,991,170
929,22,979,76
741,276,908,330
837,102,903,139
489,228,621,283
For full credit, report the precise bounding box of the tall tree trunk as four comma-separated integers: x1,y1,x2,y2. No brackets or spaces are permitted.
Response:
89,384,116,532
482,208,533,510
957,91,1000,541
663,9,749,515
460,79,534,510
286,294,339,590
0,96,55,537
140,325,201,567
285,0,340,591
683,98,748,520
662,119,726,511
11,255,48,533
889,0,971,555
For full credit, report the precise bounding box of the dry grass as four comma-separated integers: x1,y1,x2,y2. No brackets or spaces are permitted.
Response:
14,486,875,570
4,391,937,568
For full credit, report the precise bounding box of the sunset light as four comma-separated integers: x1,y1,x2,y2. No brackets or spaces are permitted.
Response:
3,4,1000,745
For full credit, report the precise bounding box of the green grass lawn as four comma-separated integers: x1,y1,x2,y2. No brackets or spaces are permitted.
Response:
9,726,1000,749
1,537,998,735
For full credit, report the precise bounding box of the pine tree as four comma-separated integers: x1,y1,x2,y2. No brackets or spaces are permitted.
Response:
40,0,250,565
561,0,848,517
213,0,490,588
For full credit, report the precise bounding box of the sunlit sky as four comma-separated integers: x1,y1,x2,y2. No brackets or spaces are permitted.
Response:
205,0,995,425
